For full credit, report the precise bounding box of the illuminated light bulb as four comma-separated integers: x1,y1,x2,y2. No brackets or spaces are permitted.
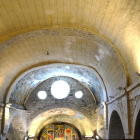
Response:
96,136,99,139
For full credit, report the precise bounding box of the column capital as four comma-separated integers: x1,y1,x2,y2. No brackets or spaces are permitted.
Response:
102,101,106,106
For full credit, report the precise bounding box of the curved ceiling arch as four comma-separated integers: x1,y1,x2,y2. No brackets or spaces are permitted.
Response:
1,1,140,104
0,28,127,76
7,63,106,106
26,103,96,130
35,118,85,137
28,108,94,137
37,122,83,139
0,28,128,103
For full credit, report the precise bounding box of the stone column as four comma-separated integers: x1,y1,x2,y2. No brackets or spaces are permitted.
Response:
102,102,107,129
0,103,5,140
102,102,108,139
0,132,7,140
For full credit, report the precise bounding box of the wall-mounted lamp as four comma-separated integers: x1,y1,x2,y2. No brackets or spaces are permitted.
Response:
6,103,12,108
96,135,99,139
85,136,93,138
135,71,140,76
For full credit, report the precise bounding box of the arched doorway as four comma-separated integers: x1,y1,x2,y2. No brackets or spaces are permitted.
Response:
134,110,140,139
109,110,125,139
97,114,105,139
38,123,82,140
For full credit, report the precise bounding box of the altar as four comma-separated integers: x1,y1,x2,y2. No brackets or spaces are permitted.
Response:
39,124,80,140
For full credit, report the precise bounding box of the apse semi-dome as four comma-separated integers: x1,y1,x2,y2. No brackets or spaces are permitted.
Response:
51,80,70,99
8,64,106,106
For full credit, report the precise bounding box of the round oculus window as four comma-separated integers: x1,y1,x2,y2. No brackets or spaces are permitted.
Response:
75,91,83,99
51,80,70,99
38,91,47,99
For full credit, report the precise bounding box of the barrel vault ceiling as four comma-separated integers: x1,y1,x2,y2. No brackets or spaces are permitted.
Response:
0,0,140,105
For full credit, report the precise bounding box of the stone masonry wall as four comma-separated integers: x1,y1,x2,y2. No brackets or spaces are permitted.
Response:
130,86,140,136
3,107,27,140
25,76,96,126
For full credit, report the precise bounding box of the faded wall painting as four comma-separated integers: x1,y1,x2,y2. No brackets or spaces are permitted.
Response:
28,108,94,137
9,64,104,105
